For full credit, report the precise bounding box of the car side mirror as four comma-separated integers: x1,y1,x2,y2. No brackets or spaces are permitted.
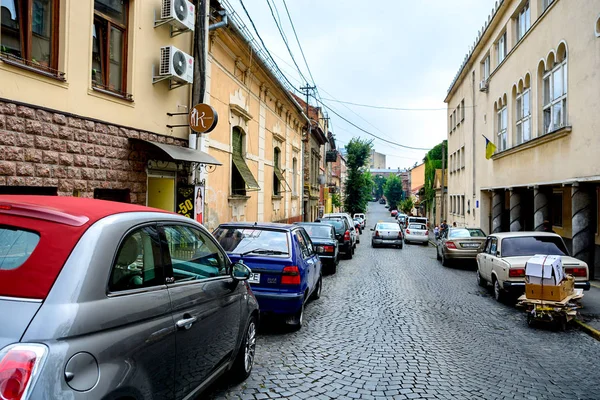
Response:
370,228,374,231
231,261,251,281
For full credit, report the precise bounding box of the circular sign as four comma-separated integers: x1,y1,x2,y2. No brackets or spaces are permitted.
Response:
189,104,218,134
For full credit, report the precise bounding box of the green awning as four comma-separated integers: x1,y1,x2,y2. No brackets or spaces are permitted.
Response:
232,154,260,191
274,166,291,192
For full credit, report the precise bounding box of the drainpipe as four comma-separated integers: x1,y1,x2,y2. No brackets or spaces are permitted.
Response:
209,11,228,31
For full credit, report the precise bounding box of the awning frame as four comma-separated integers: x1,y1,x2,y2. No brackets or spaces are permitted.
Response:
129,138,222,166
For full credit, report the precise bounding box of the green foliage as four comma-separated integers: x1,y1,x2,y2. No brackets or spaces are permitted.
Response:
400,197,414,214
332,193,342,208
423,141,447,212
343,138,374,215
383,174,403,210
373,175,386,199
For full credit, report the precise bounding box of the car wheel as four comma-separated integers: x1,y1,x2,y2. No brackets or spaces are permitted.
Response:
330,262,337,275
371,241,377,248
399,242,403,249
476,269,486,287
493,278,505,302
311,275,322,300
231,315,257,381
436,246,441,260
441,251,449,267
288,302,304,331
347,247,353,259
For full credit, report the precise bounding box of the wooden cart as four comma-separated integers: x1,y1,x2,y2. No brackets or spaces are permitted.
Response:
517,289,584,331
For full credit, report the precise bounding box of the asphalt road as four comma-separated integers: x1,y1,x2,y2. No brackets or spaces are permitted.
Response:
205,203,600,400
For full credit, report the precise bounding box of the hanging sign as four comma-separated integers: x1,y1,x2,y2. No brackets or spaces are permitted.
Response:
189,103,218,133
194,184,205,224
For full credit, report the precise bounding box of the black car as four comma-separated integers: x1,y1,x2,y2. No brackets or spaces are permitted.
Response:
295,223,339,274
321,218,353,260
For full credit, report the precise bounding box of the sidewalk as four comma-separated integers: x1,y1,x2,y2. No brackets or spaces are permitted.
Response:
577,281,600,339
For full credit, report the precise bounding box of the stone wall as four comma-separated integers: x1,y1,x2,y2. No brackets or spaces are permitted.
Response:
0,101,187,204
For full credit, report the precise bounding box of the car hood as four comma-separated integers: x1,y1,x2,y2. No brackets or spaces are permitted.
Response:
0,299,42,349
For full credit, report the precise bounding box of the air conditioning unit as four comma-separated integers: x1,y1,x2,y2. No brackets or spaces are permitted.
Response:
159,46,194,84
161,0,195,32
479,79,489,92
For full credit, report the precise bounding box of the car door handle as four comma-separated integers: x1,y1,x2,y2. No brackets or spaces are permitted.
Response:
176,316,197,330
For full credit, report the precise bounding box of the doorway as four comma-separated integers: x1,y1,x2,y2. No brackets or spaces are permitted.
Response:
147,171,175,212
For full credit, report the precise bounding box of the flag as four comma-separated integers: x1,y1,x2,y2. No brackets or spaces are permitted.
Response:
484,137,496,159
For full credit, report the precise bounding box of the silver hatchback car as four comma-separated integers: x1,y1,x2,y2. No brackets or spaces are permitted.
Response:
0,196,258,400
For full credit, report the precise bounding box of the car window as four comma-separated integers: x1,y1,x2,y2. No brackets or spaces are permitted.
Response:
163,225,228,283
500,236,568,257
378,223,399,230
302,225,333,239
110,226,164,292
484,238,492,253
0,226,40,270
322,217,349,230
213,228,290,255
321,220,345,234
294,231,310,258
300,230,314,255
490,238,498,255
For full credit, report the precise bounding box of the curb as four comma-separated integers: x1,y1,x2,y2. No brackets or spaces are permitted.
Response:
590,282,600,289
573,319,600,342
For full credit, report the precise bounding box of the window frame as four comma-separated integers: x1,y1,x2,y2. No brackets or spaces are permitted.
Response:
516,2,531,41
515,88,531,145
92,0,130,98
542,0,554,11
273,147,281,196
542,59,568,135
292,157,298,196
496,32,507,65
497,105,508,151
482,54,490,80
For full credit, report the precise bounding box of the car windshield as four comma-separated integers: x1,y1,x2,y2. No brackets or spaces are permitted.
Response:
449,228,486,238
501,236,568,257
213,228,289,255
321,220,345,234
300,225,334,239
408,224,426,230
377,223,399,231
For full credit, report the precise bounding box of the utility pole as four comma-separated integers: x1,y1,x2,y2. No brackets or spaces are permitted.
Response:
299,85,316,221
441,141,446,222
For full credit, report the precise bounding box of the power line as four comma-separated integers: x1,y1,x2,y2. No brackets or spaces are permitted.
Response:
281,0,317,89
321,98,463,111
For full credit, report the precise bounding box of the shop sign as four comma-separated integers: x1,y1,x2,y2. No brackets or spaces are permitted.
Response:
176,185,195,219
189,103,218,134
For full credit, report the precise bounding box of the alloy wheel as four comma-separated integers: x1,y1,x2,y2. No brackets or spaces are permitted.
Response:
244,320,256,373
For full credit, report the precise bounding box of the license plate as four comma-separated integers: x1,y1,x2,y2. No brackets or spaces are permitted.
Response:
462,243,480,248
248,272,261,284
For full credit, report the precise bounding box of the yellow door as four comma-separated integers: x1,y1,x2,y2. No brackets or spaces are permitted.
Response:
147,177,175,211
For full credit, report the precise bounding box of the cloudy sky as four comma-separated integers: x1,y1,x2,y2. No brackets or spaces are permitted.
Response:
227,0,495,169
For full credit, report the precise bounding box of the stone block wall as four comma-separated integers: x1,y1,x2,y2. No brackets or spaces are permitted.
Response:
0,101,187,205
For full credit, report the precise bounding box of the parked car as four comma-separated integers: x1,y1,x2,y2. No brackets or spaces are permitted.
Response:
321,218,354,259
379,198,386,204
322,213,358,249
214,223,322,330
295,222,339,274
371,222,404,248
353,217,364,234
390,209,398,217
0,196,258,400
353,213,366,228
436,227,487,267
404,222,429,245
397,214,408,228
407,216,428,227
476,232,591,302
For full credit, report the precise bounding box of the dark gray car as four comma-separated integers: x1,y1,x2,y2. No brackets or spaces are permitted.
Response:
0,196,259,400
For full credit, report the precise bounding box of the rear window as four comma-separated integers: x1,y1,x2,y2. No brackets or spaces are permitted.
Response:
377,223,399,230
0,226,40,270
301,225,334,239
408,224,426,230
501,236,568,257
213,227,289,256
321,220,345,234
449,228,486,238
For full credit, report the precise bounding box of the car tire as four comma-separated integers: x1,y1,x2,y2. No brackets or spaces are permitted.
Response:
311,275,323,300
441,251,449,267
493,278,505,302
288,302,304,331
347,247,353,259
330,262,337,275
371,241,377,248
436,247,441,261
476,269,486,287
398,243,403,249
231,315,257,381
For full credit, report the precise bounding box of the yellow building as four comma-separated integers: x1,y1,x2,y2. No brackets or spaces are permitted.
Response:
410,162,425,215
445,0,600,277
202,3,306,230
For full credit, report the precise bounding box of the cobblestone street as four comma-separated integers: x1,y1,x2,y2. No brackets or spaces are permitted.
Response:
206,204,600,400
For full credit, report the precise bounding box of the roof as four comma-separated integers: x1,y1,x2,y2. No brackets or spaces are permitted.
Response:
218,221,296,230
489,231,561,239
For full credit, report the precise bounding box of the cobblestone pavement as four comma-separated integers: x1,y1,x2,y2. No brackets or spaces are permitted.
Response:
205,204,600,400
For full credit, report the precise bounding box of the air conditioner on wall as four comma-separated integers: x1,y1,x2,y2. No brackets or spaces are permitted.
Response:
159,46,194,84
479,79,489,92
161,0,195,31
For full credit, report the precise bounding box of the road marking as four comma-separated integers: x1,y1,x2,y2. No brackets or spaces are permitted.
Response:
574,319,600,342
590,282,600,289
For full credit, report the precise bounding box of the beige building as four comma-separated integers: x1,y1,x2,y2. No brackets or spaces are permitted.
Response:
369,150,386,169
445,0,600,277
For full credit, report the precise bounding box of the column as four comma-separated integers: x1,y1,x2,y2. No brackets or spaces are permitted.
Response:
509,189,522,232
571,183,595,267
533,186,550,231
492,190,503,233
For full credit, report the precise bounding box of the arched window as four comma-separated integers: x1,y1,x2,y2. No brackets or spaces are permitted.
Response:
273,147,281,196
542,44,567,134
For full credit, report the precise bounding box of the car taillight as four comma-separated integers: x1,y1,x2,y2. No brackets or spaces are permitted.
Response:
565,267,587,277
445,241,456,249
398,231,402,238
509,268,526,278
324,245,334,253
0,344,47,400
344,230,350,241
406,229,410,234
281,266,301,285
374,230,379,237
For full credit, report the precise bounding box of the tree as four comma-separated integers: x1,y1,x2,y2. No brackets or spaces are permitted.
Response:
383,174,403,210
373,175,386,199
400,197,414,214
343,138,373,215
332,193,342,209
423,141,447,213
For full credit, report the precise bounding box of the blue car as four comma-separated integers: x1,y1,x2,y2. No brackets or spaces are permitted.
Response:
213,222,323,330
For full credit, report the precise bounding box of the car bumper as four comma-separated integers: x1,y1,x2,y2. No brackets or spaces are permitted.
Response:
251,289,304,314
405,235,428,243
372,238,403,246
576,281,591,291
443,248,480,260
317,254,337,264
504,280,591,293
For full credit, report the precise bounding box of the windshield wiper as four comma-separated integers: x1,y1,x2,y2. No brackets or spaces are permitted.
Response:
239,248,288,256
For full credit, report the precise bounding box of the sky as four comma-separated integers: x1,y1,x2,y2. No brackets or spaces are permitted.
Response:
226,0,496,170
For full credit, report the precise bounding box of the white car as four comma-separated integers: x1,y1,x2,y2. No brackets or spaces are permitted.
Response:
353,213,366,229
404,223,429,245
476,232,591,302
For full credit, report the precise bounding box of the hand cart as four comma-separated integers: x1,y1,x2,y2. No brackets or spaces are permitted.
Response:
517,289,584,331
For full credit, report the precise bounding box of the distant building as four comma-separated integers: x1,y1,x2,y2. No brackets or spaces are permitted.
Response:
369,168,401,180
369,151,386,169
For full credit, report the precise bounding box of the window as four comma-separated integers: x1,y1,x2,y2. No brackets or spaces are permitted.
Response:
496,33,507,65
542,0,554,11
0,0,60,74
294,231,310,258
482,54,490,80
517,2,531,41
299,229,314,256
273,147,281,196
92,0,129,97
501,236,567,257
163,225,228,282
462,195,465,216
461,99,465,121
449,115,453,133
516,88,531,144
461,146,465,168
110,227,164,292
543,58,568,134
453,110,457,129
489,238,498,255
497,105,508,151
456,105,461,125
231,127,259,196
552,192,563,227
292,157,298,196
0,226,40,270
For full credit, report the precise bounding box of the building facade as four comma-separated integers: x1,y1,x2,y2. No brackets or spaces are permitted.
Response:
410,163,425,215
0,0,218,212
369,150,386,169
445,0,600,277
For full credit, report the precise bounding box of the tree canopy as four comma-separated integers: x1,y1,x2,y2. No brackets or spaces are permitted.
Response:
343,138,374,215
383,174,403,211
423,140,447,212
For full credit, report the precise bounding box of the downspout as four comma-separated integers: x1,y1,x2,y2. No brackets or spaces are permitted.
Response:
209,10,228,31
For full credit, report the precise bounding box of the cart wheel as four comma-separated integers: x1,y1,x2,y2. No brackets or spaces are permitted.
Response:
526,313,534,328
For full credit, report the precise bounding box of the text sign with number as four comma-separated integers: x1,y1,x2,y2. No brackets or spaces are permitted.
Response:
176,185,195,219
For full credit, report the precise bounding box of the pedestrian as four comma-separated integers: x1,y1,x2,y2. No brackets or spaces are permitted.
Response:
542,220,555,233
453,222,457,227
434,225,440,239
441,220,448,233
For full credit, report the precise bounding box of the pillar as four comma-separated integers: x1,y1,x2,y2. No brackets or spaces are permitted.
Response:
571,183,595,268
533,186,551,231
492,190,503,233
509,189,522,232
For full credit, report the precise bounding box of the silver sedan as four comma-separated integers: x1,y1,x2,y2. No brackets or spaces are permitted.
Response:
371,222,404,249
404,223,429,245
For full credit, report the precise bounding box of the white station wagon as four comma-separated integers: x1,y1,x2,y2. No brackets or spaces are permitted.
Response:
476,232,590,302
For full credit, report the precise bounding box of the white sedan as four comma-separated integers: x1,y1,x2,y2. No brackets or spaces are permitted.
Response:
404,223,429,245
